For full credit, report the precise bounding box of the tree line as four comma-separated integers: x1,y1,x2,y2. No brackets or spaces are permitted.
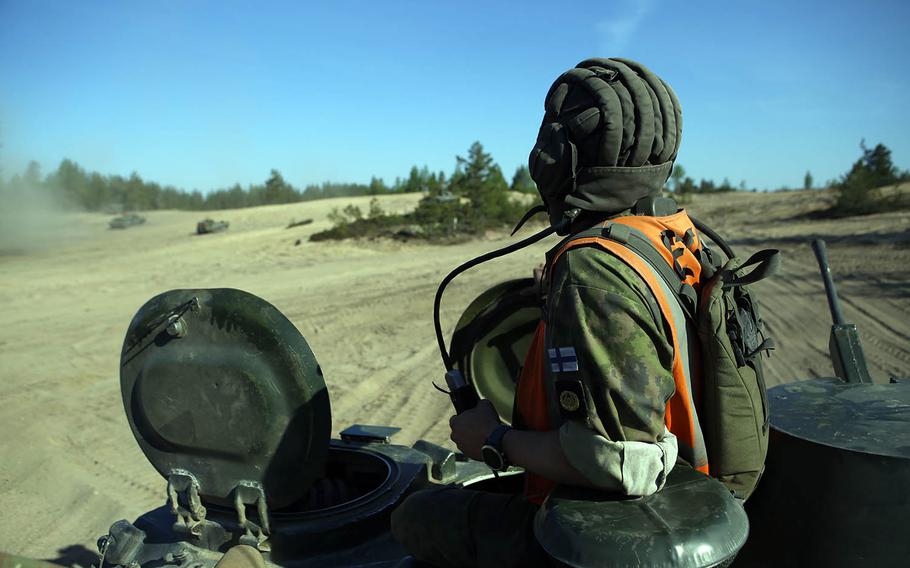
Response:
0,153,537,214
2,141,905,216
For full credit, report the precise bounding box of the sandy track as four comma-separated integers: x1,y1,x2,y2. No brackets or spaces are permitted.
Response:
0,189,907,560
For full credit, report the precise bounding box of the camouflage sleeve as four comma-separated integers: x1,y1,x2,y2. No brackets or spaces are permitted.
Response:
546,246,677,491
558,422,678,495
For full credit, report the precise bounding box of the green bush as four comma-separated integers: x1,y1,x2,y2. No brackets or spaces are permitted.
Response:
310,198,409,241
830,142,903,217
413,195,466,238
311,142,539,243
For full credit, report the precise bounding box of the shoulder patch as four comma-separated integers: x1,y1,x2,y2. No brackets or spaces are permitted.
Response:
559,390,580,412
554,378,590,421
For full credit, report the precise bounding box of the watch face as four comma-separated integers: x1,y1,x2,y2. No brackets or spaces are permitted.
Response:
481,444,505,471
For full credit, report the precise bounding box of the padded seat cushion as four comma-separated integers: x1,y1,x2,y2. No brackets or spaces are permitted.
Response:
534,465,748,568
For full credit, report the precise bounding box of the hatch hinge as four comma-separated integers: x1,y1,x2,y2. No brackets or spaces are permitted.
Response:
167,470,207,538
233,482,271,552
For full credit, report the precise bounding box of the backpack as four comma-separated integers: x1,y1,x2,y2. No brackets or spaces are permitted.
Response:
696,242,778,499
560,209,779,500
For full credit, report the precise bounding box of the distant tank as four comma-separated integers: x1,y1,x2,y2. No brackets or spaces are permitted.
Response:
196,219,229,235
109,213,146,229
287,218,314,229
7,239,908,568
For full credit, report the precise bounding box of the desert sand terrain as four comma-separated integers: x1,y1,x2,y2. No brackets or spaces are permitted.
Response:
1,188,908,562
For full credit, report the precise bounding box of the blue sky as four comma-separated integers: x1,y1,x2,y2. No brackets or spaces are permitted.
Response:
1,0,908,192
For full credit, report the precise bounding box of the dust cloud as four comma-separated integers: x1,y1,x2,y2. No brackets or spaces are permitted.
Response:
0,182,86,255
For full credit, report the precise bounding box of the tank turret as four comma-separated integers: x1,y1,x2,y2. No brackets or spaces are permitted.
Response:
739,239,910,566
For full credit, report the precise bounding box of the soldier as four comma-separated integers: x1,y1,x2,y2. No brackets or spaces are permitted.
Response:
392,58,698,567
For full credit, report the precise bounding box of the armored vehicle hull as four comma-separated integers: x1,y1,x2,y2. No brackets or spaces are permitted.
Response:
95,287,748,568
739,379,910,566
18,235,910,567
196,219,229,234
100,439,477,568
109,214,146,229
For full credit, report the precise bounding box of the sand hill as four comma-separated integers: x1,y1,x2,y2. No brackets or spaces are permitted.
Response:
0,188,908,561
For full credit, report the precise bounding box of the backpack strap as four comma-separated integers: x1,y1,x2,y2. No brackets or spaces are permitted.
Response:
724,249,781,288
569,223,698,322
549,237,710,473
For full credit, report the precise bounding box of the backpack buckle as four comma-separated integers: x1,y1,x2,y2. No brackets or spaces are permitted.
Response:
604,223,631,244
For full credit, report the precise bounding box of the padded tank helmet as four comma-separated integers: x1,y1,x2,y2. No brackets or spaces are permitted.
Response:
529,58,682,233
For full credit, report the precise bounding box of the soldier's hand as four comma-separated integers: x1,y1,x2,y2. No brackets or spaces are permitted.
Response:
449,399,500,461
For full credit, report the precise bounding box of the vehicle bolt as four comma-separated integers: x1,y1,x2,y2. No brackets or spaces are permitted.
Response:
166,317,186,338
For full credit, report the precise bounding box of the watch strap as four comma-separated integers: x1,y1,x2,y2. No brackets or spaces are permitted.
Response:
484,424,512,466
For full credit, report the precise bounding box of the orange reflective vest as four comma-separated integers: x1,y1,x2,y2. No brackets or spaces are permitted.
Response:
516,211,710,505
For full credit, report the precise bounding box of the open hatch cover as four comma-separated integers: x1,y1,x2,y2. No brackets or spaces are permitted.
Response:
120,288,331,509
449,278,541,423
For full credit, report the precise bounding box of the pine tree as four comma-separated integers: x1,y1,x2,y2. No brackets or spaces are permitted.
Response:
263,169,296,204
450,142,515,225
834,141,900,215
368,177,388,195
510,165,536,193
450,142,507,199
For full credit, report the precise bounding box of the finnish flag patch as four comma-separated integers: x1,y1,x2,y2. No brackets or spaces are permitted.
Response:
548,347,578,373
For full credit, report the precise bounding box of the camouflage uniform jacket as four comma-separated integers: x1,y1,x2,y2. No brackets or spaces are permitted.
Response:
542,241,679,495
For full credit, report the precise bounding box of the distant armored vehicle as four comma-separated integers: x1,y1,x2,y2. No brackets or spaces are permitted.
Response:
287,218,314,229
109,213,146,229
196,218,229,235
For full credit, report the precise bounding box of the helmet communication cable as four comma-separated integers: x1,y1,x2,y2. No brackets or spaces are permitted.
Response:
431,216,561,486
434,223,558,371
433,217,564,414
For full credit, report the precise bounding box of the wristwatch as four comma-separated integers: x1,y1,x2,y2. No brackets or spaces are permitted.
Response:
481,424,513,471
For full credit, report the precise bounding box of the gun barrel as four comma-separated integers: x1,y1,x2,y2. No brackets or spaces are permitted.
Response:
811,238,873,384
811,239,847,326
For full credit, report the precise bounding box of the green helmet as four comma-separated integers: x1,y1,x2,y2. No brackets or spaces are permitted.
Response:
529,58,682,232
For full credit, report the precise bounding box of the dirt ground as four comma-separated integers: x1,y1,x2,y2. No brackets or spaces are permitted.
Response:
1,188,908,561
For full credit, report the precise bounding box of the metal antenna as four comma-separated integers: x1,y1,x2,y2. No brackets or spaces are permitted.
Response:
811,239,873,384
